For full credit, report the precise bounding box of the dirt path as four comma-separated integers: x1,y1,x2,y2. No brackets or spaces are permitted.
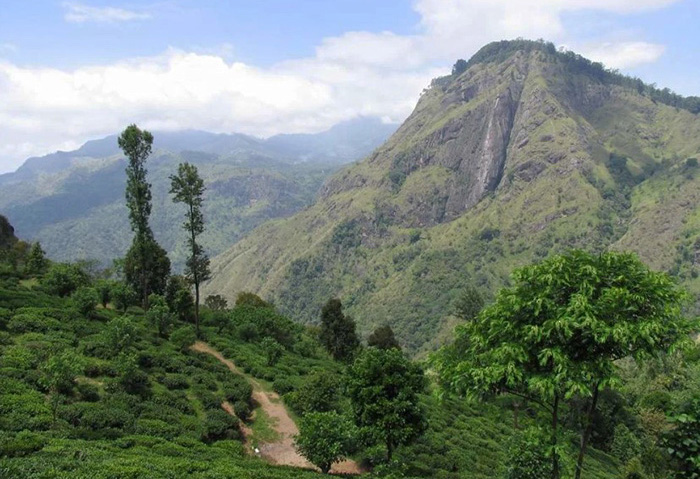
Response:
191,341,362,475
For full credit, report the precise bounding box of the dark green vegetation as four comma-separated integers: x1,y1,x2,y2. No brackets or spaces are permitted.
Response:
295,412,356,474
208,40,700,355
120,124,171,310
170,162,211,334
0,119,396,269
1,215,699,478
0,243,328,478
433,250,699,479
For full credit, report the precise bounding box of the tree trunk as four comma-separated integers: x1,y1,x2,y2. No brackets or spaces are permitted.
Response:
575,383,600,479
552,394,560,479
387,439,393,462
194,281,200,337
188,202,200,338
513,400,520,429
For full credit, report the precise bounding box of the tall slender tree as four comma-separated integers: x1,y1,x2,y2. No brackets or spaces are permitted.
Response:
170,162,210,336
118,124,170,310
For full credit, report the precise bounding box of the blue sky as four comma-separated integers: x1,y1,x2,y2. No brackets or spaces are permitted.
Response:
0,0,698,172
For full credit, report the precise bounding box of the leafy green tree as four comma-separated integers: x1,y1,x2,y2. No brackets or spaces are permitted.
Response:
165,275,194,323
295,411,356,474
261,337,283,366
123,237,170,307
40,350,83,423
103,316,137,356
116,353,150,397
94,279,113,308
367,325,400,350
433,250,695,479
453,286,484,321
111,281,136,313
41,263,89,297
170,326,197,353
286,370,340,416
72,286,98,317
320,298,360,362
235,291,270,308
208,310,231,334
118,124,170,310
24,242,47,276
505,427,553,479
204,294,228,311
452,58,468,76
146,294,175,338
347,347,426,461
664,399,700,478
170,162,210,337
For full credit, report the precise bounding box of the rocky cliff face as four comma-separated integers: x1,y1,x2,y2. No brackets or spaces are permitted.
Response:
207,41,700,353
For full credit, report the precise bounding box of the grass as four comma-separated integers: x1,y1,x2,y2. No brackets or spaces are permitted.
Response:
248,407,280,445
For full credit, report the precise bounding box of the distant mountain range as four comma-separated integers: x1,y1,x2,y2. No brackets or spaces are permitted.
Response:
206,40,700,354
0,117,397,268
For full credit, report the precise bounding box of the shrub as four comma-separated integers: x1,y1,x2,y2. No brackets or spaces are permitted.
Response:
237,322,258,342
286,371,340,416
134,418,181,440
0,430,47,457
221,375,252,405
94,279,113,308
111,282,137,313
233,400,252,422
146,294,175,338
272,377,296,395
41,263,89,297
261,337,283,366
294,411,356,474
116,354,150,398
72,286,98,317
201,409,241,443
504,428,552,479
170,326,196,353
76,382,100,402
159,374,189,390
198,390,224,411
611,424,641,464
235,292,270,308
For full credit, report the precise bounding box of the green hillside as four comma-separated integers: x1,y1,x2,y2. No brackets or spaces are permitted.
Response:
4,203,700,479
207,40,700,354
1,151,334,270
0,119,396,270
0,230,628,479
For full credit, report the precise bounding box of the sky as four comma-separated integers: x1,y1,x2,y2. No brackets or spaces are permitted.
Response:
0,0,698,173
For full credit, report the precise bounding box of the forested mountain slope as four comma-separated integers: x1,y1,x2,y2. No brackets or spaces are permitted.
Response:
207,40,700,353
0,119,396,268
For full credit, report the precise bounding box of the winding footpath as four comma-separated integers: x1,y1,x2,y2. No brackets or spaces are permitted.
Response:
191,341,362,475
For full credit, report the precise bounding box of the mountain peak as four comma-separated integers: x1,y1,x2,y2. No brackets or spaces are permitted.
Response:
208,41,700,353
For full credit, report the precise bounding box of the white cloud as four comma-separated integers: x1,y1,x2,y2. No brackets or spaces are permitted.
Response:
0,0,679,173
63,2,151,23
579,41,667,69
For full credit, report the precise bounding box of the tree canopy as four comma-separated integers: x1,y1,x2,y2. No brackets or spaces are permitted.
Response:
319,298,360,362
347,347,426,461
170,162,210,336
433,250,697,479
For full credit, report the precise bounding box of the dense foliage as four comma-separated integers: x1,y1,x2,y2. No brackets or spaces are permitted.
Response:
170,162,210,336
434,250,698,479
348,347,427,461
119,125,171,309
